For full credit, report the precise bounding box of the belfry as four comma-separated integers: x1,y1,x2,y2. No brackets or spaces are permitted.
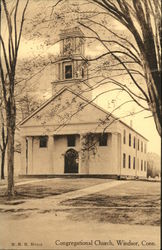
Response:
52,27,91,100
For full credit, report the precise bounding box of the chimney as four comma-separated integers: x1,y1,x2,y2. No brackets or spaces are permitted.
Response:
130,120,133,128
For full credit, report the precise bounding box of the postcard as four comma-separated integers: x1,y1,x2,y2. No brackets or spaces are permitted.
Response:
0,0,161,249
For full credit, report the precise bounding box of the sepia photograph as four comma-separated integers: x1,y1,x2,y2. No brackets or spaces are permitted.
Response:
0,0,161,249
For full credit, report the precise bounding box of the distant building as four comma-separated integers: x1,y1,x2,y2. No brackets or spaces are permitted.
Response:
19,27,148,178
147,152,161,178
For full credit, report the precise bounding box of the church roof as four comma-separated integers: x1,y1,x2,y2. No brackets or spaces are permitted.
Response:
59,27,85,39
19,87,148,141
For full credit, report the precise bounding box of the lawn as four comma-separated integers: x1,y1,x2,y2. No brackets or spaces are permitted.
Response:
0,178,112,203
0,178,160,227
60,180,161,226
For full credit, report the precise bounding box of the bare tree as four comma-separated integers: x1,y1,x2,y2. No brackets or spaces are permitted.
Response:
0,88,8,179
36,0,160,136
45,0,162,136
89,0,161,136
0,0,29,196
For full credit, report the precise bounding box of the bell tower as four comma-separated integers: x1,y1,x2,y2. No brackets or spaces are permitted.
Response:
51,27,92,100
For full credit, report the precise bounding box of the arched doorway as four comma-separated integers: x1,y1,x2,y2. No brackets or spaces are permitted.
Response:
64,149,79,173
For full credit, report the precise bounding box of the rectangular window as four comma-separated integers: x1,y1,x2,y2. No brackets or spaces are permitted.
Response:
129,133,131,146
133,157,135,169
123,153,126,168
133,137,136,148
39,136,48,148
128,155,131,169
138,139,140,150
144,161,146,171
65,65,72,79
67,135,76,147
123,130,126,144
141,160,143,171
99,133,108,146
141,141,143,152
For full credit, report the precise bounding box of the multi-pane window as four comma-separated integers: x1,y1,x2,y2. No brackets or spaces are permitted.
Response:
67,135,76,147
141,141,143,152
128,155,131,168
65,65,72,79
99,133,108,146
129,133,131,147
133,157,135,169
39,136,48,148
123,130,126,144
123,153,126,168
133,137,136,148
141,160,143,171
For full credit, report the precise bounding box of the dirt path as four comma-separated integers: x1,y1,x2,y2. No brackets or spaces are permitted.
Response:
0,211,160,250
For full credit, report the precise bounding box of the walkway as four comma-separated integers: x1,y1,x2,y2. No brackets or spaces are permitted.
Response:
0,180,127,210
54,180,126,202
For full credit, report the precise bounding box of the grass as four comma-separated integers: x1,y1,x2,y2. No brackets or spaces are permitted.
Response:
60,181,161,226
0,178,160,226
60,206,160,226
0,178,112,204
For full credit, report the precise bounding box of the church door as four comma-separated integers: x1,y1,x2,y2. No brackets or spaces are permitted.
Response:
64,149,79,173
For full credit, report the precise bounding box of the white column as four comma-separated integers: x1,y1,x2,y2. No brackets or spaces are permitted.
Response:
48,135,54,174
27,137,33,174
20,136,27,175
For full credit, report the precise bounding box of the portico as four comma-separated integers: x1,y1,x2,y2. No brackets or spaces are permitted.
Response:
20,131,118,175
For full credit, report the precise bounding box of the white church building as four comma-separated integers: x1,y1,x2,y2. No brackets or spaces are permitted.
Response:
19,27,148,179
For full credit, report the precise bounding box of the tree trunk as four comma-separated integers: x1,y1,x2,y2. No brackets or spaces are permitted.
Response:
7,125,15,196
1,150,5,180
6,96,16,197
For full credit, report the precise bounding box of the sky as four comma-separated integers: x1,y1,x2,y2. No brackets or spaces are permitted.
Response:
1,0,161,156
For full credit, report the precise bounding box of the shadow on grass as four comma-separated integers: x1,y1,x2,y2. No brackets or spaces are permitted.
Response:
60,207,160,226
0,185,75,205
60,194,160,208
59,193,160,226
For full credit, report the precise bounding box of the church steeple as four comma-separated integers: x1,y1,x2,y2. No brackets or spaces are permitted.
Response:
51,27,92,100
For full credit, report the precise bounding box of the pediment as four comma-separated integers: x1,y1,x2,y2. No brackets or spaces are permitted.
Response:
20,88,113,128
